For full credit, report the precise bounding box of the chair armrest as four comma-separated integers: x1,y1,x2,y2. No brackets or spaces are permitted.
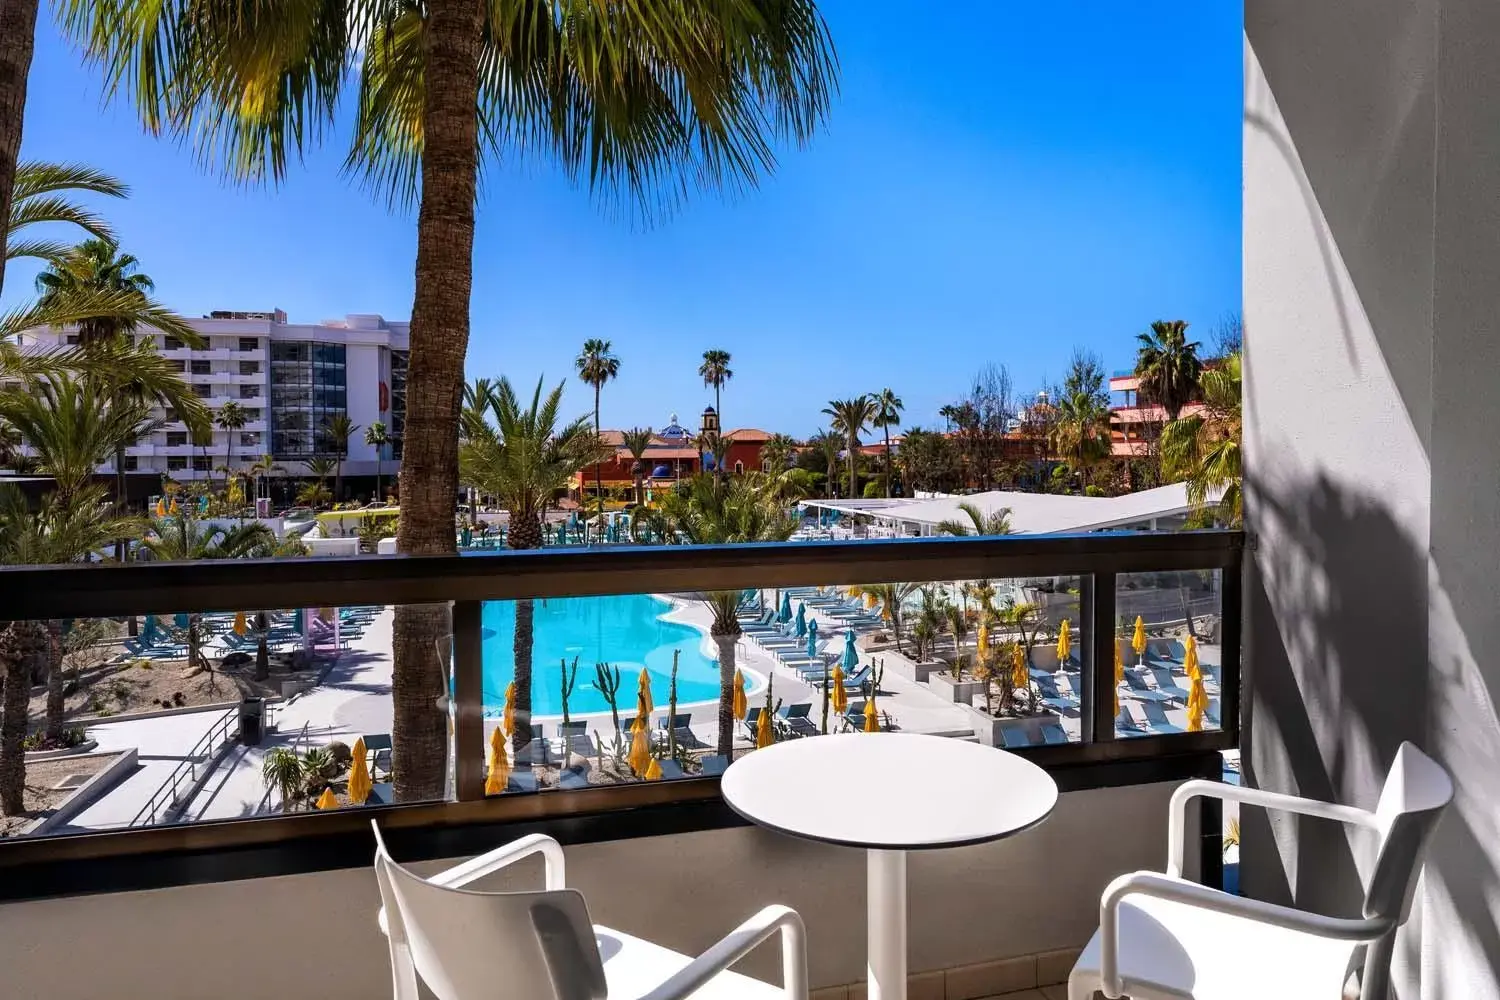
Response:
1167,779,1378,877
1098,872,1391,999
638,905,808,1000
429,833,567,891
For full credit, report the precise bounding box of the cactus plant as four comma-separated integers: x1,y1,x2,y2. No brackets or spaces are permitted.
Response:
594,662,623,740
559,656,580,725
667,650,680,756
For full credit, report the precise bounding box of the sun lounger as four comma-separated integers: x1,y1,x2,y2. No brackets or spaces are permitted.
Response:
514,725,552,767
1123,671,1175,704
554,721,594,758
1040,722,1070,745
1147,668,1190,703
778,703,812,722
742,707,764,743
657,714,704,750
656,760,686,780
700,755,729,776
1115,705,1146,735
557,766,590,790
1141,702,1184,734
1032,675,1078,714
999,727,1035,748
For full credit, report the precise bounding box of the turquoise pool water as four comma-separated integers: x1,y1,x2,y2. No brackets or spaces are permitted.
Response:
481,594,722,715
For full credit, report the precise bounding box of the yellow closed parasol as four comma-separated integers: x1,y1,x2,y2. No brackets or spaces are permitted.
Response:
756,705,775,748
732,669,748,720
315,787,339,810
638,667,654,719
233,611,248,636
1056,618,1071,664
628,692,652,775
348,736,373,805
1132,615,1147,662
154,499,166,517
485,726,510,795
1185,635,1202,682
644,757,663,781
977,620,989,659
1114,638,1125,716
1187,673,1208,732
1011,643,1027,691
502,681,516,738
863,697,879,733
830,665,848,715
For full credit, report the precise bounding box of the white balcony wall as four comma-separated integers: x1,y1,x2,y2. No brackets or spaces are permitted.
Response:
1244,3,1500,997
0,780,1192,1000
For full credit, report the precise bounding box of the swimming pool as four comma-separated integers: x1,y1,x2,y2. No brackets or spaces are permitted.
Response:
481,594,725,715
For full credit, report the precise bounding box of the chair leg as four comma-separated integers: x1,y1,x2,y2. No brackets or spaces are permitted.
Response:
1358,934,1394,1000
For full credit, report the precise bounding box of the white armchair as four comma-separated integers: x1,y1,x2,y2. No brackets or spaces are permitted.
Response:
1068,742,1452,1000
372,821,807,1000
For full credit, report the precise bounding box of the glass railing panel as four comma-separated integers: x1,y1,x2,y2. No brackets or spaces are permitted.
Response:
1112,568,1224,739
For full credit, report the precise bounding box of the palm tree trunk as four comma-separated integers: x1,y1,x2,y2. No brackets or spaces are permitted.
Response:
44,619,64,741
374,453,382,501
593,388,603,534
884,425,893,497
847,435,857,500
713,631,736,756
0,0,39,301
512,599,534,762
333,457,342,504
113,440,129,560
0,621,44,814
389,0,484,803
714,386,723,481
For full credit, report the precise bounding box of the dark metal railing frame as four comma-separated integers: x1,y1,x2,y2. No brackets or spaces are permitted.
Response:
0,530,1242,900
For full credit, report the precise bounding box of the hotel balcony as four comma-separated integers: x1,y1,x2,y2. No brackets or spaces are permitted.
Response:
161,348,237,361
0,534,1245,1000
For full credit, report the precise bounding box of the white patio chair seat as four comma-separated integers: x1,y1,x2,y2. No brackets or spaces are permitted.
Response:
373,821,807,1000
1069,742,1452,1000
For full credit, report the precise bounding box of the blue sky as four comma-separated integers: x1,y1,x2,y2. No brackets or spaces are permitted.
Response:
12,1,1241,435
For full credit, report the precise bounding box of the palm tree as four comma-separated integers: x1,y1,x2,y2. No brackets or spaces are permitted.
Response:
364,421,390,501
935,501,1014,537
248,453,283,506
699,350,733,476
459,377,609,759
1161,352,1242,525
761,433,798,476
1134,320,1204,421
861,582,919,654
944,602,970,679
300,456,337,508
6,163,125,267
658,473,798,754
34,239,155,344
872,388,903,497
823,396,877,500
1050,390,1111,491
575,339,620,527
619,426,654,506
214,400,247,486
63,0,836,803
459,378,496,528
0,483,142,811
0,373,154,504
807,430,842,497
137,516,280,674
321,414,359,503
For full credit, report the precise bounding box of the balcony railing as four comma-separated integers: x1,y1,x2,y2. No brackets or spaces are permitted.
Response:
0,530,1240,900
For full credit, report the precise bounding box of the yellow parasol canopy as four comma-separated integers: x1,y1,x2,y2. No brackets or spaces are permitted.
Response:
1185,635,1202,682
315,787,339,810
1132,615,1147,659
638,667,654,719
830,665,848,714
977,620,989,658
1187,673,1208,732
154,499,166,517
732,669,748,720
865,591,878,610
1056,618,1071,663
846,585,862,598
756,705,775,748
485,726,510,795
628,691,652,775
645,757,663,781
863,697,879,733
348,736,373,805
233,612,248,636
1010,643,1027,691
168,497,180,515
502,681,516,738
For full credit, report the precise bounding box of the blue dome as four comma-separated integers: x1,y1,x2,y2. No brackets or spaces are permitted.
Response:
651,465,671,478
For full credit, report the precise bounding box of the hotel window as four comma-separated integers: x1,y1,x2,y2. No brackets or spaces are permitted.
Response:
734,461,745,474
193,384,211,398
164,408,179,423
239,385,261,399
168,359,186,373
240,432,261,447
122,456,138,471
243,408,262,420
166,457,187,471
239,360,260,375
167,432,188,447
238,337,259,352
163,336,183,350
65,335,79,345
191,360,212,375
192,457,211,472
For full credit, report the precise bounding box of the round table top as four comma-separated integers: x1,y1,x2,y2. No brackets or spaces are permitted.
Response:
720,732,1058,850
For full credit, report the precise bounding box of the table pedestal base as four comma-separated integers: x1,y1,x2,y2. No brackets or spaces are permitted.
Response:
867,849,908,1000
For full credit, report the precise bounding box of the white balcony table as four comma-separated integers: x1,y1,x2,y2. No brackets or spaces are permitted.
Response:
722,732,1057,1000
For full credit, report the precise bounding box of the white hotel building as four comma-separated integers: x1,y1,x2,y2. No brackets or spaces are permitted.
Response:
15,309,408,488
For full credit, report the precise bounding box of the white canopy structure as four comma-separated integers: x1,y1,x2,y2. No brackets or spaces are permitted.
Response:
799,482,1222,536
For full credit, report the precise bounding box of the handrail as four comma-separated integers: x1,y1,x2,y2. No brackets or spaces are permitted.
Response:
0,530,1242,622
129,707,240,828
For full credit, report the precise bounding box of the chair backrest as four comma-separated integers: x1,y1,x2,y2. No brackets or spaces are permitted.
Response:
1364,742,1453,924
560,721,586,736
372,825,607,1000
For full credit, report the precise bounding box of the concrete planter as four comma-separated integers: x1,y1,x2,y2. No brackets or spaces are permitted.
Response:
885,656,943,684
24,739,98,762
929,672,985,705
26,748,139,837
960,707,1063,748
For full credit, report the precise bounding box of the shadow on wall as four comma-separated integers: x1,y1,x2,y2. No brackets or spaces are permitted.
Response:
1246,472,1500,996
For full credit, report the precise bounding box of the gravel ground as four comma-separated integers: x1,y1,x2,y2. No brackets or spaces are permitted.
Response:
0,753,126,837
